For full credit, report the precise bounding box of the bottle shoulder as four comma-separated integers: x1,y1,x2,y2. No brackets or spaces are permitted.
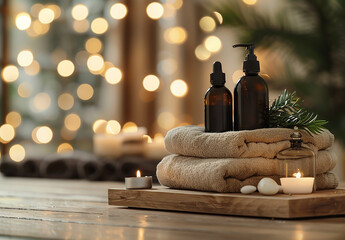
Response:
277,146,315,159
205,85,232,96
234,74,268,90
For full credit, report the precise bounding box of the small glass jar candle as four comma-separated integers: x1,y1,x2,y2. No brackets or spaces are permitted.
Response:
277,127,316,194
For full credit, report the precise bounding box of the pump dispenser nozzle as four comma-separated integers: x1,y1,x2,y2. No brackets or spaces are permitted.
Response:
210,61,226,85
233,44,260,74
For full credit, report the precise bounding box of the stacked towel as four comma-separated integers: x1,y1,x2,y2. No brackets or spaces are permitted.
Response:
157,126,339,193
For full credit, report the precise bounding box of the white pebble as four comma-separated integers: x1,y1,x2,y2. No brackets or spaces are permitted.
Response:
278,185,283,193
257,178,279,195
240,185,257,194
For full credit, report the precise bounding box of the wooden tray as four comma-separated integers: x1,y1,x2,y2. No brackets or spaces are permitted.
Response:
108,187,345,219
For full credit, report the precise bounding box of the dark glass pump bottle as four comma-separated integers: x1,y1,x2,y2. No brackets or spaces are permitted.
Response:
204,61,232,132
233,44,269,131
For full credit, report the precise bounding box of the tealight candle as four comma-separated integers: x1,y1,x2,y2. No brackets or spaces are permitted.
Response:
280,171,314,194
125,170,152,189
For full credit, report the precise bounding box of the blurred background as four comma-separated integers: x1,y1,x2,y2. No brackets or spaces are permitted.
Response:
0,0,344,180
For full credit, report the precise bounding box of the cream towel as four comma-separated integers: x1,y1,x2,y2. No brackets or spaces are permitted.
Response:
157,153,338,193
165,126,334,158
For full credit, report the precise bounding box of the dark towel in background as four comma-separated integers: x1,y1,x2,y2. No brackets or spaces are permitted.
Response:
0,150,159,181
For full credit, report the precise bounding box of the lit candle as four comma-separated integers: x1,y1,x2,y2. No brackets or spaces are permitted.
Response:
280,170,314,194
125,170,152,189
93,124,147,157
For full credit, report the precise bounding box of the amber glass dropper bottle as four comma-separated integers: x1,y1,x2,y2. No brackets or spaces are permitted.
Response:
204,61,233,132
233,44,269,130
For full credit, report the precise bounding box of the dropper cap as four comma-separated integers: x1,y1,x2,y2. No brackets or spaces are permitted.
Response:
233,44,260,74
210,61,226,85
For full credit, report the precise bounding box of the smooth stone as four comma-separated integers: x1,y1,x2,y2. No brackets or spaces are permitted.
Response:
257,178,280,195
240,185,257,194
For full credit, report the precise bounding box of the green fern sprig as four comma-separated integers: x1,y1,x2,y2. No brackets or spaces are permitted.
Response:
269,90,328,135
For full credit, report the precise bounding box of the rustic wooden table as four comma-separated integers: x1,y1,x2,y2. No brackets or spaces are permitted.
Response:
0,177,344,240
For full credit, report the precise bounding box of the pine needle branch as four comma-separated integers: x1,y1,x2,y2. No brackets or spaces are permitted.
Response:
269,89,328,135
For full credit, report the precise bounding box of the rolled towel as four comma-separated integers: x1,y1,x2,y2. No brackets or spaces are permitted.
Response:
165,126,334,158
101,161,118,181
40,151,93,179
157,153,338,193
20,157,41,178
0,156,19,177
77,158,103,180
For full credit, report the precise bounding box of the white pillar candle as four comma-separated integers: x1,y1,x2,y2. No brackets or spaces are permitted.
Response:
280,176,314,194
125,170,152,189
143,133,168,160
93,134,123,157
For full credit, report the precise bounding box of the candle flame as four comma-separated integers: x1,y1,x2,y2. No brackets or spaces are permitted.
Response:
293,170,301,178
136,170,141,178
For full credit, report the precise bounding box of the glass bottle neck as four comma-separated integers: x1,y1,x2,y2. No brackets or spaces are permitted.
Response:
290,139,302,149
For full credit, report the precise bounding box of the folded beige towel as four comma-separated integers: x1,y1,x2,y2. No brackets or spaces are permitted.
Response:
157,153,338,193
165,126,334,158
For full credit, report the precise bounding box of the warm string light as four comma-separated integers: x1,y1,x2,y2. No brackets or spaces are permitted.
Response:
110,3,128,20
9,144,25,162
199,16,216,32
32,92,51,112
204,35,222,53
170,79,188,97
17,50,34,67
146,2,164,20
87,54,104,72
105,67,122,84
57,143,74,153
106,120,121,135
16,12,32,30
213,11,223,24
195,44,211,61
93,119,107,133
164,27,187,44
57,60,75,77
85,38,103,54
58,93,74,110
77,84,94,100
143,75,160,92
1,65,19,83
64,113,81,131
91,18,108,34
32,126,54,144
122,122,138,133
6,112,22,128
38,8,55,24
71,4,89,21
0,124,15,143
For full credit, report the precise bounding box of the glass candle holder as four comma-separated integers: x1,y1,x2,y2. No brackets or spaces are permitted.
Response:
277,127,316,194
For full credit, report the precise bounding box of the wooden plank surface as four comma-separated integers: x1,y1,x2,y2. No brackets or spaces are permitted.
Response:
1,177,345,240
108,187,345,219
